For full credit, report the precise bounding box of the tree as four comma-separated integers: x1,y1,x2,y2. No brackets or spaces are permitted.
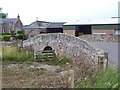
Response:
16,30,27,40
0,7,8,18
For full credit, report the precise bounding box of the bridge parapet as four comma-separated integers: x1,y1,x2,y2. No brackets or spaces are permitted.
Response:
23,33,108,69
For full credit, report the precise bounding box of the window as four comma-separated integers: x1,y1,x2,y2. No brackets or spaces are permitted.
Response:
114,30,120,35
9,29,11,33
2,29,4,33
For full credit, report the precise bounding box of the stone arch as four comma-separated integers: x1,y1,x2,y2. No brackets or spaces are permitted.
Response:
42,45,57,61
41,41,64,56
42,45,56,54
43,46,53,51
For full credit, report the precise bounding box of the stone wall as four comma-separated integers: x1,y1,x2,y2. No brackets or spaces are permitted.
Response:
2,23,14,33
0,40,22,47
14,19,23,33
79,34,118,42
23,33,108,69
24,28,47,38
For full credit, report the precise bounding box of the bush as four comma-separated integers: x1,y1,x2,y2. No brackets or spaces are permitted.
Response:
1,30,27,41
16,34,23,39
16,30,27,40
16,52,29,61
17,30,24,34
2,35,11,41
2,32,11,35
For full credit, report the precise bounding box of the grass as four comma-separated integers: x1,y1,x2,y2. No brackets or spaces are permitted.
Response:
36,54,72,66
0,47,2,52
2,46,17,56
2,46,34,62
0,35,2,39
2,46,18,61
2,46,71,66
75,67,119,88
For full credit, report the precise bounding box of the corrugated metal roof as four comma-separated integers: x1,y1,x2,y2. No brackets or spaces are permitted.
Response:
64,18,119,25
0,18,17,24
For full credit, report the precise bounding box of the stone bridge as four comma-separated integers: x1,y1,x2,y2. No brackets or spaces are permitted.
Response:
23,33,108,69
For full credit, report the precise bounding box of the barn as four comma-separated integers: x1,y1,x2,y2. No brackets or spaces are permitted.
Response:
63,18,120,36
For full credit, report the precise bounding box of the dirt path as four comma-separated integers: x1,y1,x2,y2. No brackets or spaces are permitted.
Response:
2,62,68,88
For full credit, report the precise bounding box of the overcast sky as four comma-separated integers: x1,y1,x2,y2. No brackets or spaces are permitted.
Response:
0,0,119,25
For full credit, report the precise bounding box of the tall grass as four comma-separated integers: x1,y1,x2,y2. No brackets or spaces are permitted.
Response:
2,46,17,56
0,47,2,52
2,46,34,62
75,67,119,88
0,35,2,39
36,54,72,66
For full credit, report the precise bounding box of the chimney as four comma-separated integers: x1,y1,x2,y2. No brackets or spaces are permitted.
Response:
36,17,39,21
17,14,20,19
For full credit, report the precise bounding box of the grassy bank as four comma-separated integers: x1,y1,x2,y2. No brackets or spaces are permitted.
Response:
75,67,119,88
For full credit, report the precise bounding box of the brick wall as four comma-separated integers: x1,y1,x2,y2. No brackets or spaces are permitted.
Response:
63,30,75,36
92,29,114,34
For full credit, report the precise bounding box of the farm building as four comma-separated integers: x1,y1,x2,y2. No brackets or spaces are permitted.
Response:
24,20,65,38
63,18,120,36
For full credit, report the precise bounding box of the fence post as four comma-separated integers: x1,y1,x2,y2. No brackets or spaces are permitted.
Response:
104,52,108,68
98,55,104,69
98,52,108,69
34,50,36,59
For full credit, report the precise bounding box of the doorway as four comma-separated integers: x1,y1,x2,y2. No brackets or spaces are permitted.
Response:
75,25,92,36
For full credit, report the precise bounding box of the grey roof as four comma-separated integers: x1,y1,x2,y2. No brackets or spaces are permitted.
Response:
24,21,50,29
24,21,65,29
0,18,17,24
47,22,65,28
